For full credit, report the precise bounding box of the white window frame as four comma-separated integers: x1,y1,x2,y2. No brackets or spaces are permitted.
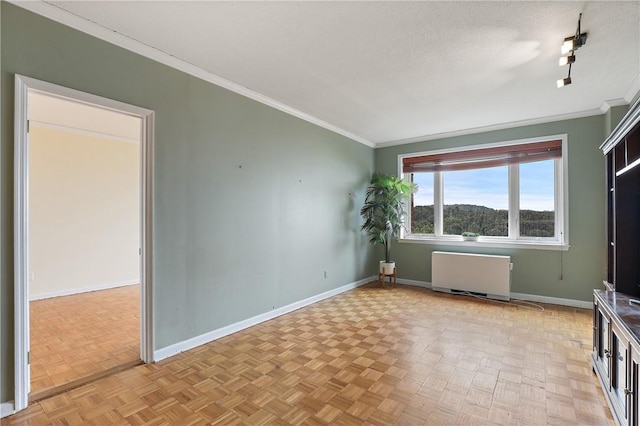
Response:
398,134,569,251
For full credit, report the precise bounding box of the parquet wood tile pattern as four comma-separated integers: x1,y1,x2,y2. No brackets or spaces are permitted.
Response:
6,283,613,425
29,285,140,396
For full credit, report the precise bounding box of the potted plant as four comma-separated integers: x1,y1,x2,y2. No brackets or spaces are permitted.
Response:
462,232,480,241
361,173,417,275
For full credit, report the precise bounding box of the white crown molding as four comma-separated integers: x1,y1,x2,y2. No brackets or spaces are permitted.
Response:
600,94,640,153
599,98,631,114
625,73,640,104
13,1,636,152
377,107,611,149
9,0,375,148
30,120,140,144
154,276,375,362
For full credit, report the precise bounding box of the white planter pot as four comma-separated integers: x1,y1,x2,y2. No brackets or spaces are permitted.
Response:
379,261,396,275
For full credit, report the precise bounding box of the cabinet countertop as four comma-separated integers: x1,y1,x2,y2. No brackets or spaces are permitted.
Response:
595,289,640,344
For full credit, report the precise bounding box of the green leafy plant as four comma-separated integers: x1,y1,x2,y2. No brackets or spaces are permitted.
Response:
462,232,480,237
361,173,417,262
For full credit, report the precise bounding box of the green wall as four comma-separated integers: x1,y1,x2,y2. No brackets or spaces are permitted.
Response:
376,114,626,303
606,105,631,136
0,3,375,403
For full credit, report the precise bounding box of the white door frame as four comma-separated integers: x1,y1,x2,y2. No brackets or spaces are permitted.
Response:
13,74,154,412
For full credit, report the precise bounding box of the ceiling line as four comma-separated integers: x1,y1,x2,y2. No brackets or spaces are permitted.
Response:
12,0,375,148
12,1,638,150
29,120,140,145
377,107,617,149
623,73,640,104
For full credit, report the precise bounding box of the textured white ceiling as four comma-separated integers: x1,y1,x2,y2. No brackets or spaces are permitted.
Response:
25,1,640,146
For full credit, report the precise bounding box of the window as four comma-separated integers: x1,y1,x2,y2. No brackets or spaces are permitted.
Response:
443,166,508,237
411,173,434,234
400,136,567,249
520,160,555,237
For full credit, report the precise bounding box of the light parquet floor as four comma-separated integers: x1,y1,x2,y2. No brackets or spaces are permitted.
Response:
29,285,140,397
5,283,613,425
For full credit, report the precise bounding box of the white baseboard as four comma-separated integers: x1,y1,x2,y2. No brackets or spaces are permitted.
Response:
1,401,15,418
153,276,591,362
395,278,590,308
510,292,591,309
29,280,139,301
396,278,432,288
154,276,376,362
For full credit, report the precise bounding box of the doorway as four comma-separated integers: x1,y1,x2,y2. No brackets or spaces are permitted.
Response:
14,75,154,412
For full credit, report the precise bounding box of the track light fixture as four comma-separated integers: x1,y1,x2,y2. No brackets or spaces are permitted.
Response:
557,13,587,88
558,55,575,66
557,77,572,88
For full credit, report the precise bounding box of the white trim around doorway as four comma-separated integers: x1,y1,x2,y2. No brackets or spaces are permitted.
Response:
13,74,155,413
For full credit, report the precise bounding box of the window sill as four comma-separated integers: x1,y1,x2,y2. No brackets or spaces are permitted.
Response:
398,235,569,251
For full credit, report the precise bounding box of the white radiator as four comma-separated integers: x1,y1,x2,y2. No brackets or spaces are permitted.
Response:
432,251,512,300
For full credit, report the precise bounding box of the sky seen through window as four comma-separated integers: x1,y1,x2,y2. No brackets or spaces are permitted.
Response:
412,160,554,211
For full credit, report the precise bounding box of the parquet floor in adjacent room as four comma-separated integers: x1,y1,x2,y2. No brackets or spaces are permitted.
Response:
29,285,140,397
5,283,613,425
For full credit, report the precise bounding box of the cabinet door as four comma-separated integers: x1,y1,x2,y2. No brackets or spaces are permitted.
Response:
594,297,599,353
630,342,640,426
612,322,629,424
596,305,612,382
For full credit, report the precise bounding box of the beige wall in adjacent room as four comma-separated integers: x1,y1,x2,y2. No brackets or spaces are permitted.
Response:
29,126,140,299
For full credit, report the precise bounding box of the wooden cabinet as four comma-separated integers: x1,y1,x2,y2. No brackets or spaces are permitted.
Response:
593,290,640,425
596,90,640,425
601,98,640,295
